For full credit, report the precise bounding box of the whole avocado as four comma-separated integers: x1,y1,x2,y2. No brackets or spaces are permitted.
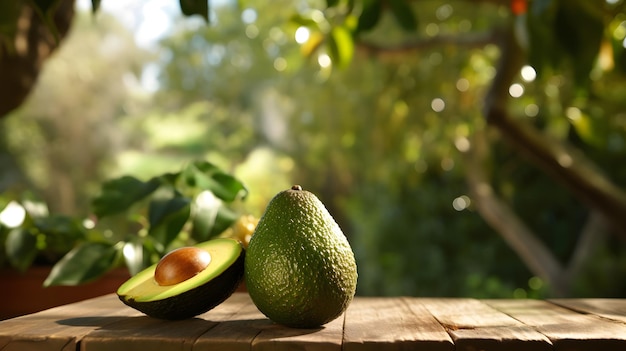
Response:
245,185,358,328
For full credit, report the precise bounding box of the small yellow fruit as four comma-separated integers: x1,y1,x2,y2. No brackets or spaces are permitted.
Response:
220,214,258,248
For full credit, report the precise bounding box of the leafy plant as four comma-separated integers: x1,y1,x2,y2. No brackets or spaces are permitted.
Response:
0,160,247,286
0,195,85,271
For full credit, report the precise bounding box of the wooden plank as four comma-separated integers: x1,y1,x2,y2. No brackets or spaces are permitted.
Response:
5,294,626,351
550,298,626,324
0,295,122,337
251,309,344,351
486,299,626,351
196,292,252,321
422,298,524,328
192,294,270,351
423,298,552,351
0,294,138,351
194,293,346,351
342,297,453,351
80,315,216,351
81,292,251,351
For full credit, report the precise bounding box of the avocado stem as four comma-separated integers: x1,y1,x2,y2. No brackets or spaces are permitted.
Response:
291,185,303,191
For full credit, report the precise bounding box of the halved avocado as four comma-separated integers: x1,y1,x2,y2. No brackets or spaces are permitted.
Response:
117,238,245,320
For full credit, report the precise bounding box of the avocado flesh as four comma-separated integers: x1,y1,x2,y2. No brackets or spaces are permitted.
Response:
116,238,244,320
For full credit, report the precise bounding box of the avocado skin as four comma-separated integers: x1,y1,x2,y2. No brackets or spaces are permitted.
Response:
118,248,245,320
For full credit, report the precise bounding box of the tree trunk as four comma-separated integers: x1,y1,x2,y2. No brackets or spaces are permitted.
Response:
0,0,75,118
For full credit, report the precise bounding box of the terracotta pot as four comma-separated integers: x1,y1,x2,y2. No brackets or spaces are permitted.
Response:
1,266,130,320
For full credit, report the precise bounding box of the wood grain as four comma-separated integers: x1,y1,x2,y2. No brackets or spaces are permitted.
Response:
81,293,251,351
251,310,344,351
195,293,346,351
549,298,626,324
2,294,626,350
486,299,626,351
192,294,270,351
423,298,552,351
342,297,453,351
0,294,138,351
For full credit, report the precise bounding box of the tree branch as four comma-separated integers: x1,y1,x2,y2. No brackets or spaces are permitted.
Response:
484,25,626,238
465,129,569,296
564,211,608,283
357,32,496,58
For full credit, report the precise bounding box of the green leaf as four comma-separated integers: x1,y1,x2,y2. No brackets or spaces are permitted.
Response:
148,196,191,249
34,215,86,258
190,191,220,242
158,172,181,187
0,198,8,213
44,242,120,286
356,0,382,33
5,228,38,272
389,0,418,32
212,172,248,201
290,13,322,29
92,176,161,218
91,0,101,14
526,0,558,79
22,198,48,219
33,214,85,238
614,34,626,74
148,196,190,229
122,240,148,276
184,162,247,202
191,196,238,241
191,160,220,174
328,25,355,69
526,0,602,87
179,0,209,22
211,206,239,238
0,201,27,228
553,0,603,88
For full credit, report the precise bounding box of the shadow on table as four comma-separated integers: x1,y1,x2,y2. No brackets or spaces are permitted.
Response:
56,315,220,332
56,315,323,337
57,316,137,327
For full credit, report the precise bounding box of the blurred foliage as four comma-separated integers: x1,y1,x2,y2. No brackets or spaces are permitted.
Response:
1,0,626,297
0,194,84,271
2,11,150,214
153,0,626,297
0,160,247,285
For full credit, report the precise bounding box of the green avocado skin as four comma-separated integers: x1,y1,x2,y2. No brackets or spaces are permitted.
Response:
245,187,358,328
118,249,245,320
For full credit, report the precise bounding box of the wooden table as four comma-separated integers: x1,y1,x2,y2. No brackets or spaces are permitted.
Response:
1,293,625,350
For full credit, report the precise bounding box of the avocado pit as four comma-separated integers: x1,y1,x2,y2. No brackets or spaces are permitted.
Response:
154,247,212,286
